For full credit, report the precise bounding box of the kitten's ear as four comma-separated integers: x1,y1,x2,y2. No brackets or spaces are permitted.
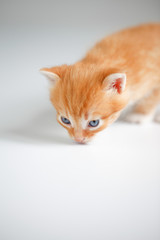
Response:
40,67,61,86
103,73,126,94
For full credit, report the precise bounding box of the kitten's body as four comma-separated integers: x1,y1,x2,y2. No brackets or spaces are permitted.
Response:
41,23,160,143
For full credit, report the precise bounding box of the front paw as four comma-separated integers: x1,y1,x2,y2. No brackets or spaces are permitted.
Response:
124,113,153,124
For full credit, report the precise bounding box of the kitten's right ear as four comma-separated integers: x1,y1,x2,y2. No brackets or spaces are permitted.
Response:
40,67,61,86
103,73,126,94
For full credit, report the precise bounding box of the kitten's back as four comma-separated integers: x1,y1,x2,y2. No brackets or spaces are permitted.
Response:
82,23,160,92
84,23,160,64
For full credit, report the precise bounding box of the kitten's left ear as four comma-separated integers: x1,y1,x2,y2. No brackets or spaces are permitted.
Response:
103,73,126,94
40,67,61,86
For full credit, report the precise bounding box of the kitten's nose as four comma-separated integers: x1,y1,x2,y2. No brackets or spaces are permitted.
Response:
74,137,86,143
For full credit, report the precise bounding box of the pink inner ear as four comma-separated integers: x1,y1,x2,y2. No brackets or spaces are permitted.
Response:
112,78,122,94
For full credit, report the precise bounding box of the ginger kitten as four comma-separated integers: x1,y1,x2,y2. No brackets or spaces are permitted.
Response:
40,23,160,143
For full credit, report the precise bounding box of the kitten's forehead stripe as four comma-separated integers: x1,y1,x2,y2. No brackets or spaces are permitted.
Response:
84,112,89,120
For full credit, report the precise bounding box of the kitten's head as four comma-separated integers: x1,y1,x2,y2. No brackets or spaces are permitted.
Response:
40,64,127,143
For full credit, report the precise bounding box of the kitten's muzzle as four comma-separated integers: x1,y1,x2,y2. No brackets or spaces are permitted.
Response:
74,137,86,144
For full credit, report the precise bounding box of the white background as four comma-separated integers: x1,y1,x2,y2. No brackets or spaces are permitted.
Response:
0,0,160,239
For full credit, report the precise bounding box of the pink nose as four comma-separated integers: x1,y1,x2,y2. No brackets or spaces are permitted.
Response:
75,137,85,143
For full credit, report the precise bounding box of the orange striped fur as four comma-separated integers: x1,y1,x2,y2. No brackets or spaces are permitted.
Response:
41,23,160,143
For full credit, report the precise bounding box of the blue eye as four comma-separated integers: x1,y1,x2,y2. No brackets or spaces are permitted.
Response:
89,120,99,127
61,117,71,125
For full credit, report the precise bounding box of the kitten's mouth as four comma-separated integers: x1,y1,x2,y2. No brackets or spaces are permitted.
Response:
74,138,88,144
76,141,86,144
74,137,86,144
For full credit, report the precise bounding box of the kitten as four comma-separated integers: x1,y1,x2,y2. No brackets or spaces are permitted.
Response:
40,23,160,143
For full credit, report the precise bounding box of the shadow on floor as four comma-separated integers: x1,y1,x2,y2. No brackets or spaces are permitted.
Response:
1,109,72,145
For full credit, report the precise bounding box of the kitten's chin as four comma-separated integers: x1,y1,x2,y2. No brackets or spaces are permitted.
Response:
74,138,90,144
70,135,93,144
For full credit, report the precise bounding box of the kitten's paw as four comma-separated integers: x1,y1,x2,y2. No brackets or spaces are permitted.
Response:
124,113,153,124
154,113,160,123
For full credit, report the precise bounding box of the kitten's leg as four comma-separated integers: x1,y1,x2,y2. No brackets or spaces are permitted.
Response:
125,88,160,124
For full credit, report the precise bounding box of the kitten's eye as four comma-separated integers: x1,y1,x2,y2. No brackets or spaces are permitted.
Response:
61,117,71,125
88,120,99,127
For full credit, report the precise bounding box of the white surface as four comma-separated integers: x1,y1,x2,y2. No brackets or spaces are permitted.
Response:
1,1,160,239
